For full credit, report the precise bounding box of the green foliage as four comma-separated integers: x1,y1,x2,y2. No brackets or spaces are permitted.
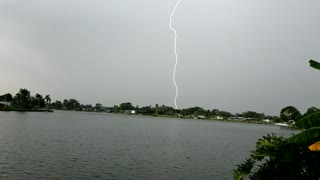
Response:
289,127,320,144
271,116,281,123
303,107,320,118
280,106,301,122
251,134,287,160
15,88,31,109
0,93,13,102
138,106,155,115
35,93,45,108
113,105,120,113
295,112,320,129
62,99,80,110
95,103,102,112
293,61,320,145
233,158,254,180
156,105,176,116
155,104,159,116
235,60,320,180
119,102,135,110
309,59,320,70
0,89,51,110
242,111,265,119
44,95,51,104
218,111,233,118
180,107,203,116
234,134,320,180
52,100,62,109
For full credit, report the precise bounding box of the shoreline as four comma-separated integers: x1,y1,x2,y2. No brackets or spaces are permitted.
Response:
0,109,297,129
0,108,53,113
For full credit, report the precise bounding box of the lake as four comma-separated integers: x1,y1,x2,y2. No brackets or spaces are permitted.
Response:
0,111,296,179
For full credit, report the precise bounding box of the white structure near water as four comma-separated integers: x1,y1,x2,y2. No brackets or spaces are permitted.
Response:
0,101,10,106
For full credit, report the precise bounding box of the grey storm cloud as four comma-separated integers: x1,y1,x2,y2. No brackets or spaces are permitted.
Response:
0,0,320,115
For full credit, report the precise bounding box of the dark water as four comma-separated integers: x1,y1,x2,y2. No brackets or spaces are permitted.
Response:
0,111,296,179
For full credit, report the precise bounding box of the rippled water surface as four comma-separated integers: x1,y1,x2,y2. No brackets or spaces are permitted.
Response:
0,111,296,179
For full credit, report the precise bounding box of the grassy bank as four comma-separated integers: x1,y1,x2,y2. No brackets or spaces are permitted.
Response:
0,106,53,112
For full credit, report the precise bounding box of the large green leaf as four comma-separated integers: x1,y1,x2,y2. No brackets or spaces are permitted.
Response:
233,158,255,180
295,112,320,129
289,127,320,144
251,134,287,160
309,60,320,71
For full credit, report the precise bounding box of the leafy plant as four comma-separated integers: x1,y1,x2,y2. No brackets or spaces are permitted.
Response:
309,59,320,70
289,60,320,147
234,60,320,179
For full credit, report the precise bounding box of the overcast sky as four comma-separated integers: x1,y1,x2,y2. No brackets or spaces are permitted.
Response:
1,0,320,115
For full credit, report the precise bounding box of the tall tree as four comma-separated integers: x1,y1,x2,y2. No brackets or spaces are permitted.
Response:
211,109,220,116
155,104,159,116
95,103,102,112
4,93,13,102
242,111,262,119
280,106,301,122
68,99,80,110
113,105,120,113
14,93,22,107
119,102,135,110
303,107,320,117
44,95,51,104
218,111,233,118
16,88,31,109
35,93,45,108
54,100,62,109
63,99,69,109
0,93,13,105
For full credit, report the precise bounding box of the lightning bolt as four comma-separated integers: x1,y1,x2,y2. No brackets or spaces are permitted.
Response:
170,0,182,109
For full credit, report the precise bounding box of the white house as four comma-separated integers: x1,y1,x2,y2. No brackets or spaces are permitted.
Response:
124,110,136,115
0,101,9,106
263,119,271,123
215,116,224,120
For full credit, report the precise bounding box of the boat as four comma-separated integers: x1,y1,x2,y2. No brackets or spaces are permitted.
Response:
275,122,290,127
275,122,297,130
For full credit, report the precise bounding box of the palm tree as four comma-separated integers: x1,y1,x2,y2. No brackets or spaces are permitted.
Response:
44,95,51,104
14,92,23,107
35,93,46,108
19,88,30,99
35,93,43,100
18,88,31,108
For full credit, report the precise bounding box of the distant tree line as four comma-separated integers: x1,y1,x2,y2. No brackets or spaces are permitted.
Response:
1,90,319,124
49,99,104,112
49,99,319,124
